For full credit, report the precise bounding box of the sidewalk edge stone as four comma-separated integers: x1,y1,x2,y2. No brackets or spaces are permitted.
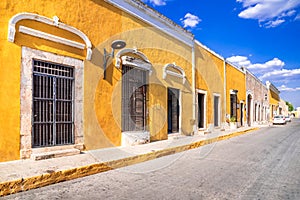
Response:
0,127,258,197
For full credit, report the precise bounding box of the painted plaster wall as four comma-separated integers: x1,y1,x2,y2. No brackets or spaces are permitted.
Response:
269,90,280,105
0,0,193,161
246,71,269,123
88,8,194,149
0,0,95,162
246,72,268,103
269,90,280,118
194,44,225,127
226,63,246,124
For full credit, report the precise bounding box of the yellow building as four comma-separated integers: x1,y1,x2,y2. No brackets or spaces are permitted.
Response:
0,0,285,163
0,0,196,162
194,41,226,132
225,62,246,127
266,81,281,119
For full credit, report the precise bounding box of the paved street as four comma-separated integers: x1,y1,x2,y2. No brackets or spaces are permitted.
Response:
3,119,300,200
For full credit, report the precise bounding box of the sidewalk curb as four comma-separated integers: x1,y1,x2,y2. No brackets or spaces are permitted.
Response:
0,127,258,196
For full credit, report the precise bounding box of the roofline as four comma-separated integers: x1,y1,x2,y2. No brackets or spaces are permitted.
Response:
225,60,246,74
194,40,224,60
245,69,268,89
105,0,194,47
266,81,280,94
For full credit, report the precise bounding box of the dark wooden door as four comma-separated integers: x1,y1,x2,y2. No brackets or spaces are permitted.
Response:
122,65,147,131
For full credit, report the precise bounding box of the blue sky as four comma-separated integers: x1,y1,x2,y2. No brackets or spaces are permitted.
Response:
142,0,300,109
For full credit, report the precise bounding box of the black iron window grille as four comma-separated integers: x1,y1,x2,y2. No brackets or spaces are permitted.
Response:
32,59,74,147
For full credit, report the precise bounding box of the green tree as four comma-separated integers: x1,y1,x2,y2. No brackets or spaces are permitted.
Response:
286,101,294,111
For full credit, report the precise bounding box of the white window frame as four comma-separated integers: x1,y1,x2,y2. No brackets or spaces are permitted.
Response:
20,47,84,159
8,12,92,60
167,87,182,135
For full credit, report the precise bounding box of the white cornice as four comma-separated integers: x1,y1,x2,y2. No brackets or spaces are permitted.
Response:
8,12,92,60
121,56,152,74
104,0,194,47
115,48,150,68
163,63,186,84
19,26,86,50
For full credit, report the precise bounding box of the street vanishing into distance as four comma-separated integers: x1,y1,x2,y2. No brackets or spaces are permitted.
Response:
3,119,300,200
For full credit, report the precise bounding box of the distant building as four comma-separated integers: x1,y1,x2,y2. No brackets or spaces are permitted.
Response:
246,70,269,126
291,107,300,118
266,81,281,119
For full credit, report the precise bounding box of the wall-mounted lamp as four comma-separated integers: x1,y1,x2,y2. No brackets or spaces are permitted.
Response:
103,40,126,79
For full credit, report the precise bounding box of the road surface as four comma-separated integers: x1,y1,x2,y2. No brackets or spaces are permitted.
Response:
3,119,300,200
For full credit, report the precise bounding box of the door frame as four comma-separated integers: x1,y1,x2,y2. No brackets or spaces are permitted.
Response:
167,87,181,134
213,93,221,127
121,65,148,132
196,89,207,130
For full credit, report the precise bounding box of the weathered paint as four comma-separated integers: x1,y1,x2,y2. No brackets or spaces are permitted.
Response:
226,63,246,125
194,43,225,129
246,71,269,125
0,0,194,161
86,11,194,149
0,127,257,197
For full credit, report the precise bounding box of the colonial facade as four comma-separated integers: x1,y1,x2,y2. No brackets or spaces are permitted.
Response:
246,70,269,126
226,62,246,128
0,0,196,162
0,0,287,162
266,81,281,119
194,41,226,132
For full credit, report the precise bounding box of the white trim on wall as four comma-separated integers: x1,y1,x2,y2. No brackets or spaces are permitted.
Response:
20,47,84,159
163,63,186,84
8,12,92,60
213,93,221,128
115,48,151,68
196,89,207,130
121,56,152,73
105,0,194,47
19,26,86,49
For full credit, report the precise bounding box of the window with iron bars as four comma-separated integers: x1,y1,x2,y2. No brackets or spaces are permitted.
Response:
32,59,74,147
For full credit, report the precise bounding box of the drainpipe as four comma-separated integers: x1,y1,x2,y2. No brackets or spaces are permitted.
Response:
223,59,227,129
192,39,196,134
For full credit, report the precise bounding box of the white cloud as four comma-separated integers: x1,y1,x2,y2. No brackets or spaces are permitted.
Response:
228,55,300,106
180,13,201,28
226,55,251,66
236,0,300,27
278,85,300,91
142,0,167,6
249,58,285,71
263,19,285,28
226,56,284,74
259,68,300,79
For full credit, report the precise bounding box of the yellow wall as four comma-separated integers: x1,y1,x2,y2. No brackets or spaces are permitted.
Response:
0,0,95,161
269,90,280,105
86,7,193,149
269,90,280,118
0,0,193,161
226,63,246,123
195,44,225,127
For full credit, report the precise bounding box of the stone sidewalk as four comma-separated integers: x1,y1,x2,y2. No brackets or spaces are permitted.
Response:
0,126,260,196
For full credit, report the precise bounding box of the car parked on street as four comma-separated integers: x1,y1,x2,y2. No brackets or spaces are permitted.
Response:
273,115,286,125
285,115,292,122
